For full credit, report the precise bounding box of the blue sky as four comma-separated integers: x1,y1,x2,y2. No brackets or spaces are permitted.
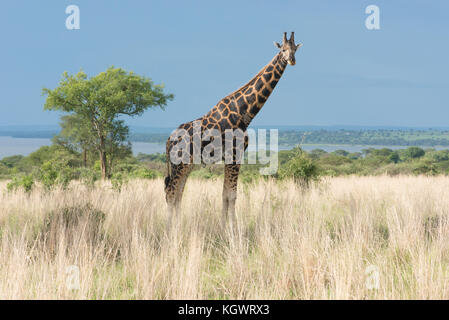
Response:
0,1,448,128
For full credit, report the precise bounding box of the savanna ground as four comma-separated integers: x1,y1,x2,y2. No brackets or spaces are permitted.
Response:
0,175,449,299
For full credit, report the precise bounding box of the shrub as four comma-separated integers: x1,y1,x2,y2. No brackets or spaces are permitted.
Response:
426,150,449,162
7,174,34,193
389,151,400,163
41,203,106,255
111,172,129,192
402,147,425,160
189,167,219,180
278,148,320,187
308,149,327,160
0,162,11,179
136,152,166,163
412,162,438,176
370,148,394,157
318,154,352,166
240,170,260,184
1,155,25,168
77,167,100,188
333,150,349,157
37,160,75,190
111,161,162,181
129,167,160,179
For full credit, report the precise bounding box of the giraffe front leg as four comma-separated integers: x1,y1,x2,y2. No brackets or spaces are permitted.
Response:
165,176,177,232
222,164,240,227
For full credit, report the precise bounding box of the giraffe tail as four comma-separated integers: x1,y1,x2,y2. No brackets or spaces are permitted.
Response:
164,140,172,190
164,176,170,189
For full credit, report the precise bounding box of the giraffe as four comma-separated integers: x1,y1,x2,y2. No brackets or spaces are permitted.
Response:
164,32,302,224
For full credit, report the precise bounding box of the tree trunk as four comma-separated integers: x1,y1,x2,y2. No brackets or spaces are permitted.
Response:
99,136,108,179
83,149,87,167
108,156,113,175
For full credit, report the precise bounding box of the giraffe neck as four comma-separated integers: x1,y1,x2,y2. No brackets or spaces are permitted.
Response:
226,52,288,129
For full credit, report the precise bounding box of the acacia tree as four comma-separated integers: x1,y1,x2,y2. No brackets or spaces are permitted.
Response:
104,119,132,172
43,67,173,178
52,114,95,167
53,114,131,169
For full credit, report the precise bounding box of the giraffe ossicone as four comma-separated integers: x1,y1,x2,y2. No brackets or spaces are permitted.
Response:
164,32,302,222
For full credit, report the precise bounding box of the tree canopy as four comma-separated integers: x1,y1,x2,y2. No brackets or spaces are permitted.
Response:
43,67,174,178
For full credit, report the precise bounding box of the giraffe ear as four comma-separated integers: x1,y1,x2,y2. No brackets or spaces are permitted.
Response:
274,41,282,49
296,43,303,49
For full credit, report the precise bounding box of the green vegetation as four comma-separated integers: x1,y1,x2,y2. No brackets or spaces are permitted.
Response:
279,129,449,147
3,128,449,148
43,67,173,179
7,174,34,193
0,63,176,190
292,146,448,177
124,128,449,147
1,65,448,189
278,147,320,187
0,144,162,191
3,142,449,193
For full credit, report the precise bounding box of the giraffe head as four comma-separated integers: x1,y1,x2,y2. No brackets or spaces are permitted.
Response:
274,32,302,66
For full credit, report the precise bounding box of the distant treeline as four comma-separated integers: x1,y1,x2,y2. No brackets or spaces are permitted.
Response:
3,144,449,192
129,129,449,147
3,128,449,147
280,129,449,147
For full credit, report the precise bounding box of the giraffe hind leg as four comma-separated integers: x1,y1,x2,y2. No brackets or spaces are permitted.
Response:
174,163,193,211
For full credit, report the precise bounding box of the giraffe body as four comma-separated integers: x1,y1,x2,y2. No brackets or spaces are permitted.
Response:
164,32,301,223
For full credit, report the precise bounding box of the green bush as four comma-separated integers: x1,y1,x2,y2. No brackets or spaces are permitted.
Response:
278,148,320,187
37,160,75,190
332,150,349,157
189,167,220,180
435,160,449,173
402,147,425,160
129,167,160,179
76,167,100,188
7,174,34,193
389,152,400,163
426,150,449,162
308,149,327,160
112,161,162,180
0,162,11,179
111,172,129,191
239,170,260,184
1,155,25,168
136,152,166,163
370,148,394,157
42,203,106,254
318,154,352,166
412,162,438,176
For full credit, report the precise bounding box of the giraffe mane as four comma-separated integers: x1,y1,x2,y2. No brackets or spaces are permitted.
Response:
222,55,277,100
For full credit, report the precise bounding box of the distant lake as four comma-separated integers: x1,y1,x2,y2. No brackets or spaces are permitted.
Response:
132,141,166,155
0,136,167,159
0,136,52,159
0,136,448,159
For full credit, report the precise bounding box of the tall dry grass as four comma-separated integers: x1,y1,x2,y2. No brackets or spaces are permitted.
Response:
0,175,449,299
